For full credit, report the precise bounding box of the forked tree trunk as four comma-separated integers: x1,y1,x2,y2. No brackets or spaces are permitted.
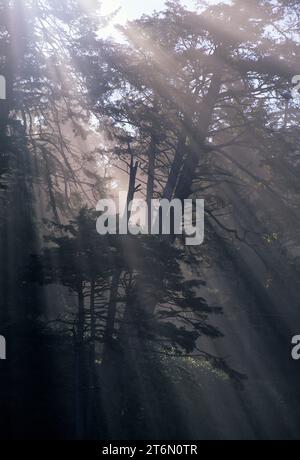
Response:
175,67,223,200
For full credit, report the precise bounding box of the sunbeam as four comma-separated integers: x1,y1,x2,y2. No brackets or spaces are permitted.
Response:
1,0,300,443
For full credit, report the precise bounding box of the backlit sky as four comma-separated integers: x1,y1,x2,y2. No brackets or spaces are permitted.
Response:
101,0,198,20
101,0,209,38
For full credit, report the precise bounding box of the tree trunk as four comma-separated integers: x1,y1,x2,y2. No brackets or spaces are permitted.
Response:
175,68,223,200
102,270,121,364
163,134,187,200
146,135,156,204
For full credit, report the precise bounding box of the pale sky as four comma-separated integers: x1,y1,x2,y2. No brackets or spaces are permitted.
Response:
101,0,199,20
101,0,201,38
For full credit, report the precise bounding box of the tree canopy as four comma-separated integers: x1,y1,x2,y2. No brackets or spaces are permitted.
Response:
0,0,300,440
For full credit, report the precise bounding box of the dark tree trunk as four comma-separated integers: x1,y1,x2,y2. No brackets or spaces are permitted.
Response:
175,69,223,200
102,270,121,364
146,135,156,203
163,134,187,200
